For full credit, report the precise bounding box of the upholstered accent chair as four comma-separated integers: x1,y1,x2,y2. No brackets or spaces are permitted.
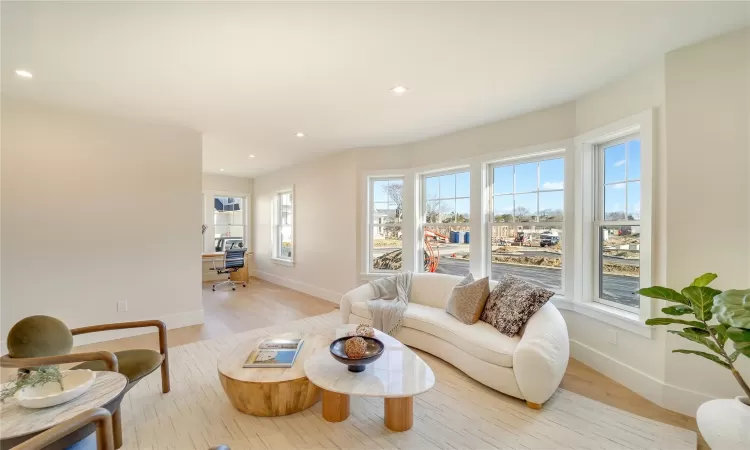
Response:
1,315,170,448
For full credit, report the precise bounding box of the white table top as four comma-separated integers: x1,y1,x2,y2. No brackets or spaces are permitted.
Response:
0,371,127,440
304,325,435,398
217,332,329,383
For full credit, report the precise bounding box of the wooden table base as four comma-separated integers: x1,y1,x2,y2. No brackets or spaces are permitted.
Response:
384,397,413,432
321,390,350,422
219,374,320,416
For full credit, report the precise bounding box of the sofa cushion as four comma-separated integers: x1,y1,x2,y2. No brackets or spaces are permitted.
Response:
445,274,490,324
350,299,372,319
403,303,519,367
481,274,554,337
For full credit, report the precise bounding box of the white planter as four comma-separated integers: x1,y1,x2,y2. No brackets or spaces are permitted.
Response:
696,396,750,450
14,370,96,409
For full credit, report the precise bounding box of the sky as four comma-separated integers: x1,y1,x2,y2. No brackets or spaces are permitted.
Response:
604,139,641,219
492,157,564,218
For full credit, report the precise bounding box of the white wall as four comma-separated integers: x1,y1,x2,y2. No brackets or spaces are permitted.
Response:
1,98,204,348
202,173,252,194
250,28,750,415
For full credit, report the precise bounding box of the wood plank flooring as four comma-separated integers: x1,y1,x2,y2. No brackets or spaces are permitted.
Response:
52,277,697,434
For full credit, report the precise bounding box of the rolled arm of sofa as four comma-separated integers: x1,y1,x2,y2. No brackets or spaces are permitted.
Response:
512,303,570,405
339,283,375,324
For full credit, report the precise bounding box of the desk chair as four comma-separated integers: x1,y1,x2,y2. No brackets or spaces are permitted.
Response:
212,248,247,291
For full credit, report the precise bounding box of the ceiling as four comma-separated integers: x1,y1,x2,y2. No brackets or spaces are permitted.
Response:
2,2,748,178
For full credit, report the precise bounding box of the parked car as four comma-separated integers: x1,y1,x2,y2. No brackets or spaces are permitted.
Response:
539,232,560,247
215,237,244,251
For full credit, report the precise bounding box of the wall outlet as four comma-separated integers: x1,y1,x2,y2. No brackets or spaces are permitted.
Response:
117,300,128,312
607,329,618,345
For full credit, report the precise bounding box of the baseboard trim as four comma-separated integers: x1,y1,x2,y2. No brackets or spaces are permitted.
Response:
250,269,342,305
570,339,716,417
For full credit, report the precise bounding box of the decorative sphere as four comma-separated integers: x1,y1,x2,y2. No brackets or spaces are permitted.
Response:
355,324,375,338
344,337,367,359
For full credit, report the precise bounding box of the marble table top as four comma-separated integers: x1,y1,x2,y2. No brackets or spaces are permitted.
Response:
304,325,435,398
0,371,127,440
218,332,329,383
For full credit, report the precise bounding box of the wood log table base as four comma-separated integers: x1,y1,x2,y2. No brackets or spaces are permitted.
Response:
219,373,320,416
321,390,414,431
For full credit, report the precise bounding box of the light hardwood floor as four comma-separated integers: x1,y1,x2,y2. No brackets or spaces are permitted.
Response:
70,277,695,434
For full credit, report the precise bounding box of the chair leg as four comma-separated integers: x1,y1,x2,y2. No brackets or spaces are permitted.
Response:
161,359,170,393
526,401,542,410
112,408,123,449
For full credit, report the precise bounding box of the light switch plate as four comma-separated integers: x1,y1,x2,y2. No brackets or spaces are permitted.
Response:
117,300,128,312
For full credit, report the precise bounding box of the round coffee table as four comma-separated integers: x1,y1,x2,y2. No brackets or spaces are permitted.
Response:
0,371,127,450
217,332,328,416
304,326,435,432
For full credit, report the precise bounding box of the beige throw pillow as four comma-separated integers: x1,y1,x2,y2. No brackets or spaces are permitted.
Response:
445,274,490,325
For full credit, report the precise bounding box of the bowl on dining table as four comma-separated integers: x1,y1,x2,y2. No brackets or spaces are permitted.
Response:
329,337,385,372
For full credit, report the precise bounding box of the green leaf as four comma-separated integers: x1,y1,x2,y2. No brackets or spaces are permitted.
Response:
668,330,723,354
691,273,718,287
662,305,693,316
645,318,706,328
637,286,689,305
672,349,730,369
732,341,750,358
727,327,750,342
711,324,728,348
729,350,740,362
682,286,721,321
712,289,750,328
684,327,710,337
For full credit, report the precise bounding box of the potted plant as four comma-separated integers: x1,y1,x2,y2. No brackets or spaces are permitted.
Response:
639,274,749,446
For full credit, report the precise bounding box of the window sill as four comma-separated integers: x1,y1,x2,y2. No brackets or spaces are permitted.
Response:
551,297,653,339
271,257,294,267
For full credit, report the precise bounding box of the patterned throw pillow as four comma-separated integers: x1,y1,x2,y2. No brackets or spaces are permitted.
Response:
445,274,490,325
480,274,554,336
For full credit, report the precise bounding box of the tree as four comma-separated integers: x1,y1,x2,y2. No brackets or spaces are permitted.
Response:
514,206,531,221
383,183,403,220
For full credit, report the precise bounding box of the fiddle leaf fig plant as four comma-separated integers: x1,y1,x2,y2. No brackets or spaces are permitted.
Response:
639,273,750,398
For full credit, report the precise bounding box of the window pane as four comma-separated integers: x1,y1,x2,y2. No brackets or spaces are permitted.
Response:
539,158,564,191
455,172,470,197
424,225,470,276
514,192,537,221
372,226,402,271
280,226,293,258
628,140,641,181
604,183,627,220
515,162,538,193
215,225,229,238
455,198,470,222
539,191,564,221
599,225,640,309
232,208,243,225
425,176,440,200
627,181,641,220
426,200,440,223
493,166,513,195
604,143,627,184
439,199,456,223
439,174,455,199
490,224,562,291
493,195,514,222
373,180,389,203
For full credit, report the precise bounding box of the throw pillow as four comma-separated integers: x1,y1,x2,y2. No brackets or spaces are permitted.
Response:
445,274,490,325
480,274,554,337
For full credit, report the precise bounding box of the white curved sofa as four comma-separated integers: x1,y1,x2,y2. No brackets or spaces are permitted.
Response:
341,273,570,408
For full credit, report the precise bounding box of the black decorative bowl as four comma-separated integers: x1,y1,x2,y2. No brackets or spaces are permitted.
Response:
329,337,385,372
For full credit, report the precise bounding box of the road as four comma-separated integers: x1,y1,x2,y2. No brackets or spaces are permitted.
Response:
435,257,639,308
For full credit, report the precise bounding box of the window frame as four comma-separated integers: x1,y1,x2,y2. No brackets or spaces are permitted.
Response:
366,175,405,274
487,151,566,295
202,190,249,253
272,187,294,266
417,166,472,274
575,110,653,326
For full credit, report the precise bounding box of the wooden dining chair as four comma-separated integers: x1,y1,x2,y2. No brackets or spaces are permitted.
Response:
11,407,114,450
1,315,170,448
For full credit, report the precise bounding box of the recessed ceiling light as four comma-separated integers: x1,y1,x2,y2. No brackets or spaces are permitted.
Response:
15,69,32,78
219,168,225,172
390,85,408,95
295,132,305,138
248,154,256,158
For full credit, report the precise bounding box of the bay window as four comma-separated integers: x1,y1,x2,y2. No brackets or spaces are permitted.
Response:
420,170,471,276
489,156,564,292
368,177,404,272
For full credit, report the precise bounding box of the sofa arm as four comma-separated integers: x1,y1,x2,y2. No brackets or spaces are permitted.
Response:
340,283,375,324
512,303,569,405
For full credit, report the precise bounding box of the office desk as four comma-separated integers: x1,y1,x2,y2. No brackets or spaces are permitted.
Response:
202,251,252,283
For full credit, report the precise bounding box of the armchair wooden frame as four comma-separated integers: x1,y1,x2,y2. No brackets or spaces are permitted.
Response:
11,407,114,450
1,320,169,450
